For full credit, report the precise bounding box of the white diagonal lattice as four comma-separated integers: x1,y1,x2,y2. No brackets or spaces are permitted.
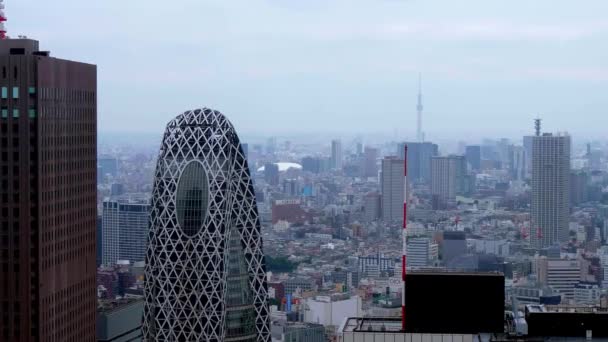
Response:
143,108,270,341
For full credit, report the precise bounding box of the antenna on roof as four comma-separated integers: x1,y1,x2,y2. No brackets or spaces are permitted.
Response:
0,0,6,39
534,118,541,137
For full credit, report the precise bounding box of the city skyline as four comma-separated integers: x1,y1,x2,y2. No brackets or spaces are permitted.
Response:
3,1,608,341
7,0,608,139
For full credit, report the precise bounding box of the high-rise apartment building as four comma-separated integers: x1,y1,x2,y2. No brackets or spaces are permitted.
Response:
102,199,150,265
381,157,404,222
509,145,526,181
531,133,570,249
0,38,97,341
264,162,279,186
570,170,589,207
523,135,534,179
363,192,381,222
430,156,467,209
398,142,438,184
465,145,481,172
331,139,343,170
143,108,270,341
362,146,378,178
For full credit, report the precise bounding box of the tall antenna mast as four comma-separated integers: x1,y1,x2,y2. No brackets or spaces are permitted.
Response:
416,74,424,142
402,145,408,331
0,0,6,40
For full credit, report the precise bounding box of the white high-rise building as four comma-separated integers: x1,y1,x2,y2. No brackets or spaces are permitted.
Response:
407,238,431,268
531,133,570,249
102,199,150,265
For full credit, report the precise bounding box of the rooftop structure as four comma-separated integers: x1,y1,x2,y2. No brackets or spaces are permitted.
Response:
257,162,303,172
97,298,144,342
338,317,479,342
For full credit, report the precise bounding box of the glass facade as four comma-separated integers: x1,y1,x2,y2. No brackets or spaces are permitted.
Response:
176,161,209,237
225,227,257,342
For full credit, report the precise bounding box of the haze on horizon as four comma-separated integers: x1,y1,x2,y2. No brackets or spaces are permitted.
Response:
10,0,608,141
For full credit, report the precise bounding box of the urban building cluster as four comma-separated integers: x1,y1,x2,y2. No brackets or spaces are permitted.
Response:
94,111,608,340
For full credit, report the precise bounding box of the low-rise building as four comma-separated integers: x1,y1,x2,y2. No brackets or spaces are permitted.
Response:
97,298,144,342
574,282,601,305
271,322,325,342
304,294,362,330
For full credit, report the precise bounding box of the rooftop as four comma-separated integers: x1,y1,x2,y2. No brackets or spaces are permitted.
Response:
340,317,402,333
527,305,608,314
97,297,143,314
257,162,302,172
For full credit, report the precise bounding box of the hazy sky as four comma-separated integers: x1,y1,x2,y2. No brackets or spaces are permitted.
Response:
10,0,608,141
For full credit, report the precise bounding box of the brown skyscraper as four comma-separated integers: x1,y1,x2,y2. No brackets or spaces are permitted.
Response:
0,39,96,341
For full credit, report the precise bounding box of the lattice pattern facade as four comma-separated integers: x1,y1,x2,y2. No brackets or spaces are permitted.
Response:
143,108,270,341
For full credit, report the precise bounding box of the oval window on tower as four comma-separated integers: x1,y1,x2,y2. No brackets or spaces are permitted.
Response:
176,161,209,237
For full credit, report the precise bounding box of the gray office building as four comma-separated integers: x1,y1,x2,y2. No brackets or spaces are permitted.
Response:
381,157,405,222
363,146,379,177
99,156,119,178
331,139,343,170
271,322,325,342
523,136,534,179
465,145,481,171
442,231,467,266
97,298,144,342
509,145,526,181
102,199,150,265
284,278,316,295
398,142,438,184
430,156,467,209
363,192,381,222
531,133,570,249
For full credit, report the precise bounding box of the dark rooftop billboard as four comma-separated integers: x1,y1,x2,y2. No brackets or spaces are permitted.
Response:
405,271,505,334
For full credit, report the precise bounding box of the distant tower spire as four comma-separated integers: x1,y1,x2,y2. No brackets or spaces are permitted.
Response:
534,117,541,136
416,74,424,142
0,0,6,40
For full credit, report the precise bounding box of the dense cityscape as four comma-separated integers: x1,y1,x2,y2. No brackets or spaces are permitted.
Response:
2,1,608,342
94,107,608,341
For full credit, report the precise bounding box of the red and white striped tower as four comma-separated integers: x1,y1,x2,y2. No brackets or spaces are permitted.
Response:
0,0,7,40
401,145,408,331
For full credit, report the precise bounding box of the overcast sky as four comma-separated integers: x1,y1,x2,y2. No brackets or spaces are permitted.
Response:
10,0,608,141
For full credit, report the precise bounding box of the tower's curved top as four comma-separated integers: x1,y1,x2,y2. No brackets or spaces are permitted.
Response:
167,107,235,129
